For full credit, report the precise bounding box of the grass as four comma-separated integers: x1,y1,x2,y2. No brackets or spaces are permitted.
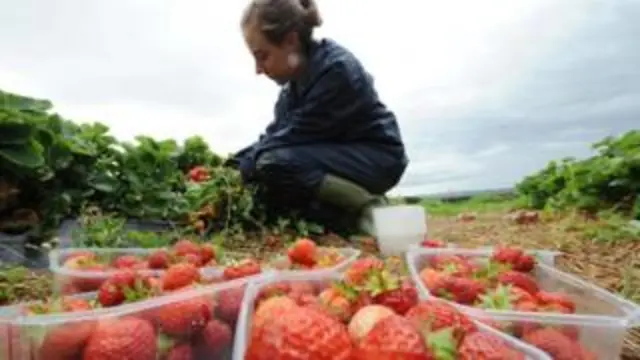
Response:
421,193,524,216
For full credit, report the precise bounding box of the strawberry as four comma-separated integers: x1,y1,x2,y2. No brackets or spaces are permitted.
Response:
522,327,588,360
246,305,353,360
477,284,523,311
347,304,395,342
496,270,539,295
344,257,385,286
70,263,111,292
162,263,201,291
535,291,576,313
430,255,474,277
432,275,486,304
173,239,201,257
255,281,291,305
112,255,142,269
222,258,261,280
97,271,135,307
372,278,418,315
166,343,194,360
405,300,477,344
318,287,354,322
199,244,217,265
157,297,214,338
61,297,93,312
458,331,525,360
195,319,233,354
38,320,96,360
421,238,447,248
491,246,536,272
288,280,317,297
63,251,96,265
83,317,157,360
354,314,456,360
419,267,445,291
216,286,245,327
253,295,297,330
147,250,171,269
179,253,203,267
287,238,318,267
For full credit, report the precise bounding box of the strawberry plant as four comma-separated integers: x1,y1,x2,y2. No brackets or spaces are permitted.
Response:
517,130,640,219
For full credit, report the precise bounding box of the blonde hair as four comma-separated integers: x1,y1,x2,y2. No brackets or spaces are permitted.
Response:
241,0,323,45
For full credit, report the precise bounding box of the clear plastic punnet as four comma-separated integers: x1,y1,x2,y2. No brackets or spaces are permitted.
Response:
49,248,224,295
232,271,552,360
406,247,640,359
267,247,360,274
0,273,269,360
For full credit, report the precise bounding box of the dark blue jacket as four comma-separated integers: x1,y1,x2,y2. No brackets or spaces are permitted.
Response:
253,38,406,159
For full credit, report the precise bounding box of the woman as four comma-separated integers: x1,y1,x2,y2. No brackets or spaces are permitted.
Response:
232,0,408,235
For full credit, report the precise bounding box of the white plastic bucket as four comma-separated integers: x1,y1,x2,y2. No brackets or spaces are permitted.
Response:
372,205,427,256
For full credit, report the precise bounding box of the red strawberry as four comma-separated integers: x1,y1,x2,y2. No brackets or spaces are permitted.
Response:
216,286,245,327
432,276,486,304
38,320,96,360
372,279,418,315
112,255,142,269
344,257,385,286
157,297,214,338
246,305,353,360
430,255,474,277
287,238,318,267
195,319,233,354
497,271,539,295
162,263,201,291
180,253,203,267
199,244,217,264
173,239,201,257
166,343,194,360
420,238,447,248
536,291,576,313
222,258,261,280
97,271,133,307
147,250,171,269
491,246,536,272
355,314,456,360
405,300,477,344
458,331,525,360
83,317,157,360
255,281,290,305
523,327,588,360
70,263,110,292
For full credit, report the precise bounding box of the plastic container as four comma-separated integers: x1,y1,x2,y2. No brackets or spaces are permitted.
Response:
372,205,427,256
406,247,640,359
0,273,268,360
232,271,552,360
267,247,361,275
49,248,227,295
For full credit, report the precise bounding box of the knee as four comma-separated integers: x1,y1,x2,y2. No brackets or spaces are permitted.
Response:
255,148,305,186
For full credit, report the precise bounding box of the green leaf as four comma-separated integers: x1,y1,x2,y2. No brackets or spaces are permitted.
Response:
0,123,34,144
0,141,44,168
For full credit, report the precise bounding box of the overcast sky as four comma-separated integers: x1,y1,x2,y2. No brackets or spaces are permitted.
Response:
1,0,638,196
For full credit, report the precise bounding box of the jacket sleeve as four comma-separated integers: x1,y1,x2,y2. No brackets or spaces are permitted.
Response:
254,61,366,157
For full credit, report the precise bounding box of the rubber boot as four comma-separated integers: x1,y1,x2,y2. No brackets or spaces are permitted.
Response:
315,174,387,235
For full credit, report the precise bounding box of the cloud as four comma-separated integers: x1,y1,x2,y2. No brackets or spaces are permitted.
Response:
1,0,639,196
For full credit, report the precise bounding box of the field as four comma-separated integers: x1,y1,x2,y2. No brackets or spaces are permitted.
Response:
1,89,639,359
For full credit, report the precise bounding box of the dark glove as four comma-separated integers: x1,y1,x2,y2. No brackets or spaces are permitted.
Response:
237,154,257,183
